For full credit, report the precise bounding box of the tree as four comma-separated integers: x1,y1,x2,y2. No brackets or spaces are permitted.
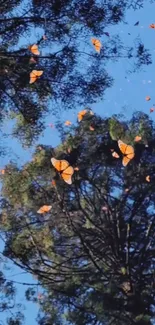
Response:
0,0,152,145
0,111,155,324
0,248,24,324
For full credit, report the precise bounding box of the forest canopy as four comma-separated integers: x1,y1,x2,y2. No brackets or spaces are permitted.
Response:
0,0,152,145
0,0,155,324
0,111,155,324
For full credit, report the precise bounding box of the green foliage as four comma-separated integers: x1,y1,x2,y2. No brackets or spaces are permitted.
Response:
109,117,126,140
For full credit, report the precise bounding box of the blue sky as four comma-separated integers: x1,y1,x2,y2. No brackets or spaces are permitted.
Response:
0,1,155,324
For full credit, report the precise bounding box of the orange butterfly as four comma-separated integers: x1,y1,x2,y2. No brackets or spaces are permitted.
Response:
37,205,52,214
51,158,74,185
0,169,5,175
145,96,151,101
146,175,150,182
134,136,141,142
29,70,43,84
150,107,155,113
91,38,102,53
118,140,135,166
149,24,155,29
29,44,40,55
78,109,87,122
64,120,72,126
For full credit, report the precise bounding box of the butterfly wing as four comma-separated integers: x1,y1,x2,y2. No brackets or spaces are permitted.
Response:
122,156,131,167
30,44,40,55
29,71,37,84
51,158,69,172
95,40,101,53
112,151,119,158
78,110,87,122
35,70,43,77
125,145,135,159
91,38,101,53
61,166,74,184
118,140,128,155
146,175,150,182
91,38,96,45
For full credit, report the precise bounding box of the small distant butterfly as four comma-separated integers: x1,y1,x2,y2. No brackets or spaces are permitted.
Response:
89,125,94,131
149,24,155,29
77,109,87,122
134,136,141,142
146,175,150,182
29,70,43,84
37,205,52,214
134,21,139,26
29,44,40,55
125,188,129,193
0,169,5,175
64,120,72,126
51,158,74,185
145,96,151,101
118,140,135,166
111,149,119,159
91,38,102,53
51,179,56,186
150,107,155,113
102,206,108,211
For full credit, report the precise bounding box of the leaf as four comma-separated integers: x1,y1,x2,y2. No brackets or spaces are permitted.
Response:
121,267,126,275
109,118,126,140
